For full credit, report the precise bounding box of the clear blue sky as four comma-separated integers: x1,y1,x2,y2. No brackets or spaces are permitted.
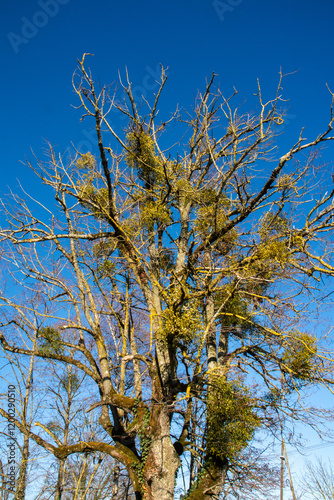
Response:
1,0,334,192
1,0,334,493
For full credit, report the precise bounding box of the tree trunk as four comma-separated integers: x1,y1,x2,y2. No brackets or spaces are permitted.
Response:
55,459,65,500
142,407,180,500
78,456,89,498
15,433,29,500
111,463,120,498
0,459,7,500
186,459,229,500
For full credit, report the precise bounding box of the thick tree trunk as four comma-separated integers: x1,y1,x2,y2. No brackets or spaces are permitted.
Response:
142,407,180,500
186,459,229,500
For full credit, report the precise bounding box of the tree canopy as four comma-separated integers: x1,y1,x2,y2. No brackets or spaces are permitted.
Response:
1,54,334,499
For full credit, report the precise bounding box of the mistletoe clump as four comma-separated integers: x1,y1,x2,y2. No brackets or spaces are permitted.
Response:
206,374,260,460
282,331,318,381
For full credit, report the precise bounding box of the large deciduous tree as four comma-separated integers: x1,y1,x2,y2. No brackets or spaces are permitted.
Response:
1,54,334,499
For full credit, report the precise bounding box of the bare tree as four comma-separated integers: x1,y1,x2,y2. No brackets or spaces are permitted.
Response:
32,360,131,499
300,457,334,500
1,54,334,499
0,327,39,500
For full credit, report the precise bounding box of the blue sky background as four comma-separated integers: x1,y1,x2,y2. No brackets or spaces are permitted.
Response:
1,0,334,192
1,0,334,494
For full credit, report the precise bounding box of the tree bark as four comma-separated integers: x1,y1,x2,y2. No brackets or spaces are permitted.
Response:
142,406,181,500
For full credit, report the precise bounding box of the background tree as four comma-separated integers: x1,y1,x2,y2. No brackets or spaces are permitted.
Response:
299,457,334,500
0,317,130,500
35,362,132,499
0,325,39,500
1,54,334,500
